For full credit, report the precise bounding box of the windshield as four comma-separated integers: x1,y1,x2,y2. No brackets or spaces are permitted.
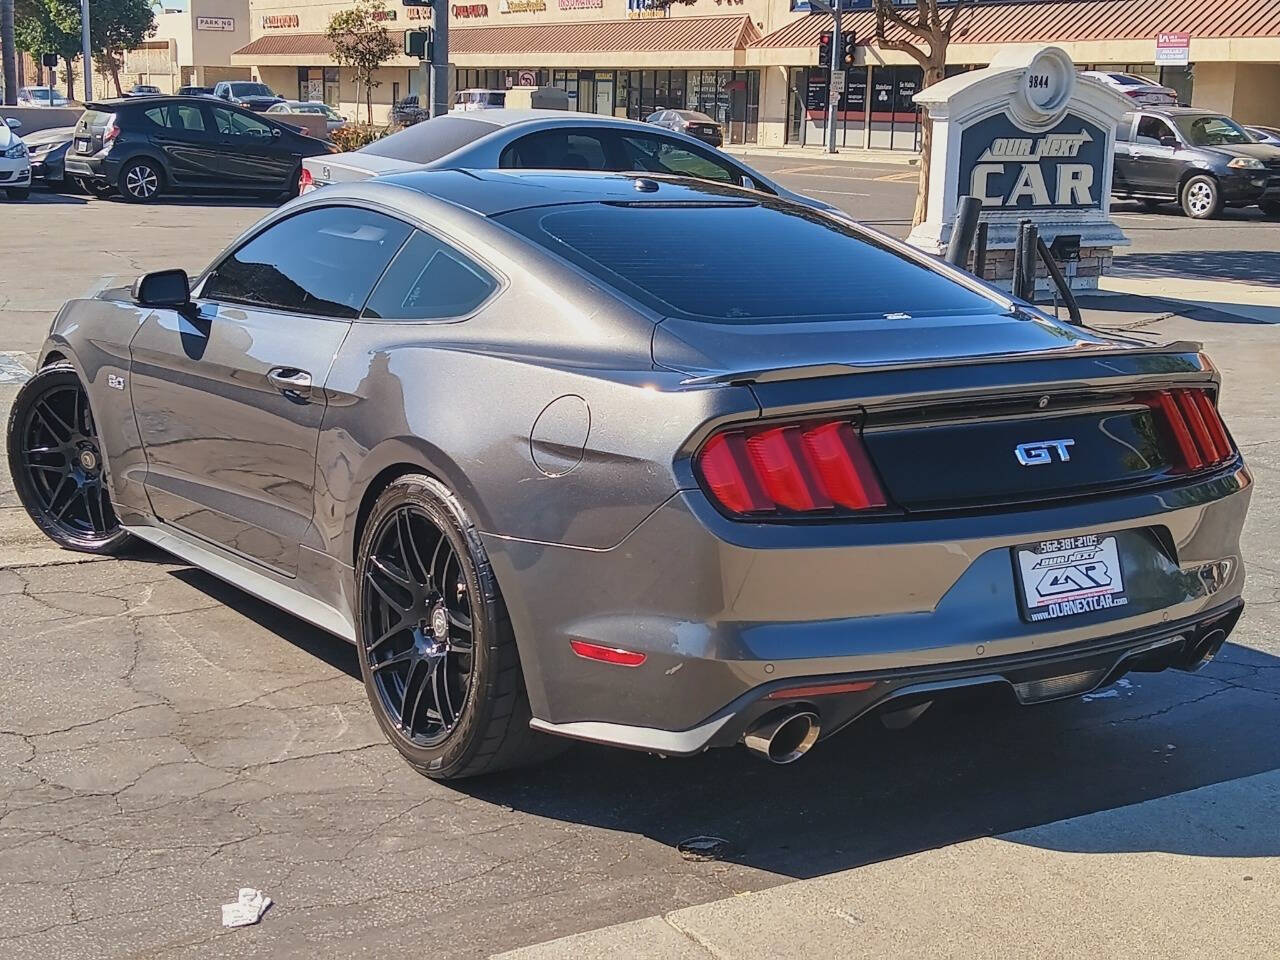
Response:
499,199,1002,324
677,111,714,122
1174,114,1252,147
231,83,274,97
25,88,62,103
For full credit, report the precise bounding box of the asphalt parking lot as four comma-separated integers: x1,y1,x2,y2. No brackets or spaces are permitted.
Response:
1,163,1278,958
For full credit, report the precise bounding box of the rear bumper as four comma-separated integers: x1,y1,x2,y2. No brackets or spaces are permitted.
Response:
64,153,113,182
485,462,1251,750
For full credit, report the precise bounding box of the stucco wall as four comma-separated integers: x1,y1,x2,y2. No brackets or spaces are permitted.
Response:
1192,61,1280,125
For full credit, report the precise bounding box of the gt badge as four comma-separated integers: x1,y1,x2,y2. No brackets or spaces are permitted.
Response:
1015,438,1074,466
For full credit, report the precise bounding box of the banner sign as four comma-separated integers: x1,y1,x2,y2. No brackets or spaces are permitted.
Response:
1155,31,1191,66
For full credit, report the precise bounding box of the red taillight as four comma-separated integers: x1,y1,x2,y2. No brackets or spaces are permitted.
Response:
569,640,646,667
696,419,887,517
1146,388,1236,473
103,123,120,144
298,167,314,194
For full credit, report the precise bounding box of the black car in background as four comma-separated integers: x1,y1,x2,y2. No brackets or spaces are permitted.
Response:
177,85,215,98
24,125,76,191
1113,107,1280,218
212,81,285,112
645,109,723,147
391,96,430,128
64,96,335,202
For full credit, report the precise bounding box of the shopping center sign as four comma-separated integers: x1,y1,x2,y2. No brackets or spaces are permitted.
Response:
907,46,1132,288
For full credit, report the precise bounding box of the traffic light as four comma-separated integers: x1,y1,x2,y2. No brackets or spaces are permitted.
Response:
842,31,857,67
818,31,832,69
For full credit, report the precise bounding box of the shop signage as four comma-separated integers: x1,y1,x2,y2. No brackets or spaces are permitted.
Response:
1155,31,1191,66
805,73,826,111
261,14,299,29
627,0,669,19
960,117,1106,210
447,3,489,16
373,8,397,20
196,16,235,31
560,0,603,7
499,0,546,11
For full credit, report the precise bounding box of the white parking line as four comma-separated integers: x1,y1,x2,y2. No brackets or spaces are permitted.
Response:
808,188,871,197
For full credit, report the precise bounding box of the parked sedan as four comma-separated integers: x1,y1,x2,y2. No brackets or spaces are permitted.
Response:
299,110,829,214
1113,107,1280,217
0,117,31,199
127,84,162,97
267,100,347,133
17,86,69,108
65,96,335,202
1246,125,1280,147
1079,71,1179,106
177,85,215,98
8,170,1250,779
646,109,723,147
24,125,76,191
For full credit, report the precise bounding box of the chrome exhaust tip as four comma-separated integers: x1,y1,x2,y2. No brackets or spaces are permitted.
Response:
743,711,820,764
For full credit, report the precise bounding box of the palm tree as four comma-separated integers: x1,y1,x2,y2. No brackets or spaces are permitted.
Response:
1,0,17,107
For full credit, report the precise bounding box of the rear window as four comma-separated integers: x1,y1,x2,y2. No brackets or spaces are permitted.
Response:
499,201,1002,323
81,109,114,128
361,115,498,161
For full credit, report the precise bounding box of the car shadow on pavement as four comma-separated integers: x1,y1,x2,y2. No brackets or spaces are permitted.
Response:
161,563,1280,879
1077,292,1280,326
1113,249,1280,285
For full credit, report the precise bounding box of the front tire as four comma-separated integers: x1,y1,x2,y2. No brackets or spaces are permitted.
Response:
118,158,163,203
354,475,563,780
6,187,30,200
1181,175,1221,219
6,363,134,554
1260,200,1280,218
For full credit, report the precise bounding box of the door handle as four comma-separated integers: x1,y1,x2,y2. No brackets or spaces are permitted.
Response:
267,367,312,401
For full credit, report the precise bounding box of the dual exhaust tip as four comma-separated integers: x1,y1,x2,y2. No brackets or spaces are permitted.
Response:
742,710,820,764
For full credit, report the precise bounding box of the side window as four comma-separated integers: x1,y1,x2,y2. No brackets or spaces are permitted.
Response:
143,106,170,128
173,104,206,133
212,106,274,139
363,230,498,321
499,130,610,170
1135,115,1175,146
203,207,412,319
618,135,741,184
1115,114,1133,142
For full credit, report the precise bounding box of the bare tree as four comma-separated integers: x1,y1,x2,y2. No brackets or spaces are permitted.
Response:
1,0,17,106
871,0,975,227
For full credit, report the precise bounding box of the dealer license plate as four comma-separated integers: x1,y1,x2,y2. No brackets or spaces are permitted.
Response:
75,139,92,154
1015,534,1128,622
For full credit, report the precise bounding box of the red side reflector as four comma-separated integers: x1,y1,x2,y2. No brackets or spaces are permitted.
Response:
765,680,876,700
569,640,646,667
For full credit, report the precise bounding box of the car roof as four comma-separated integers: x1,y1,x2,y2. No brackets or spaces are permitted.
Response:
1125,106,1227,118
373,168,768,218
440,108,654,131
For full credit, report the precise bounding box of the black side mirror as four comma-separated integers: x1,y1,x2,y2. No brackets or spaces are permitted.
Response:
133,269,191,308
1159,134,1179,148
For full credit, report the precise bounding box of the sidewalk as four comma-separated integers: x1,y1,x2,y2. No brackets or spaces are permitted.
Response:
494,769,1280,960
721,143,920,167
1097,274,1280,325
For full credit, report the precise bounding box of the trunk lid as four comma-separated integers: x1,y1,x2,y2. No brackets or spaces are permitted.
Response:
300,151,418,186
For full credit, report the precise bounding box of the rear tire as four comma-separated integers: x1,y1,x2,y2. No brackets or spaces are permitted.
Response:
1260,200,1280,218
6,362,134,555
354,474,565,780
117,158,164,203
1180,175,1221,219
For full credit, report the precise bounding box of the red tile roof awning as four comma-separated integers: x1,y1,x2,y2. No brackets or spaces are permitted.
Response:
234,34,335,58
234,15,759,60
752,0,1280,49
451,15,759,55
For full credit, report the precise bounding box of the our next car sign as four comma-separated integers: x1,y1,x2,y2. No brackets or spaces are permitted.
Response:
960,115,1109,210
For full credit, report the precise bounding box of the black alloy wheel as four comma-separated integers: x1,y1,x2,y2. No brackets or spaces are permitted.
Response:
355,475,563,780
6,363,133,554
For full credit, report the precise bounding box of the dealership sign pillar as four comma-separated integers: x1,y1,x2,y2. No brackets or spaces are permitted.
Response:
906,46,1131,292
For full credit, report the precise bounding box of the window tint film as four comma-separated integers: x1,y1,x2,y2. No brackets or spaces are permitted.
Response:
363,231,498,321
500,201,1001,323
205,207,412,318
501,131,610,170
617,136,739,183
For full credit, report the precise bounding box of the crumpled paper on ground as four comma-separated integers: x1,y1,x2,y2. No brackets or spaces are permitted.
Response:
221,888,272,928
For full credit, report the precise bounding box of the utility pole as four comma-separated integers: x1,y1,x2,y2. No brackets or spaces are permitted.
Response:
1,0,15,106
431,0,448,118
80,0,93,102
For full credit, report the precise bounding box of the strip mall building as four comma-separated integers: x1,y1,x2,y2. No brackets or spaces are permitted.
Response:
231,0,1280,151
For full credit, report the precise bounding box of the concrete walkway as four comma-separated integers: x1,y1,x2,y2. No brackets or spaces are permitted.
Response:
1099,274,1280,325
494,769,1280,960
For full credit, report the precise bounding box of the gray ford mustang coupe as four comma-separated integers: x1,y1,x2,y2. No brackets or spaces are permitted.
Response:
7,170,1250,779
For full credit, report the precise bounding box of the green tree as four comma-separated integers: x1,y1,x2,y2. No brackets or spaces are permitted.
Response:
871,0,977,227
326,0,396,125
13,0,79,98
90,0,155,97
